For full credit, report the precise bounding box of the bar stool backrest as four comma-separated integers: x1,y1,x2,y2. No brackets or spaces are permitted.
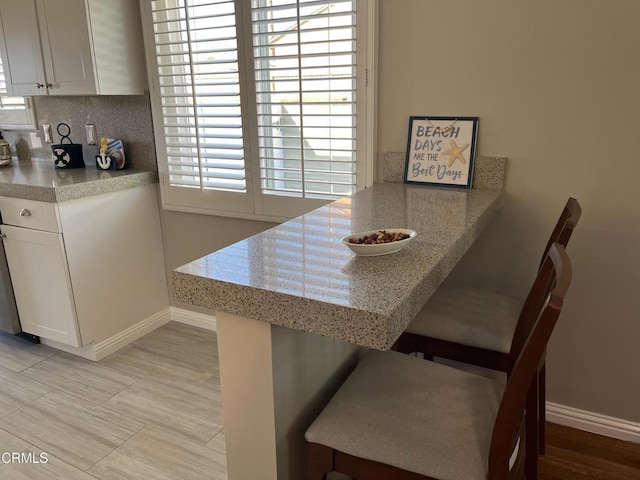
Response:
489,243,572,479
508,199,580,370
539,197,581,270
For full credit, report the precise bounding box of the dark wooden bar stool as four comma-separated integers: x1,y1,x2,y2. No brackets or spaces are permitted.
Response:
395,197,581,455
306,243,572,480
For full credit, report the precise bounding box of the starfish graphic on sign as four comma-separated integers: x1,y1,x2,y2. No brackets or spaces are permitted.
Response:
442,139,469,167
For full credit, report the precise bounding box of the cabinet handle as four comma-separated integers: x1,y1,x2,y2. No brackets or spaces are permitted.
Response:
45,83,52,88
19,208,31,217
36,82,44,89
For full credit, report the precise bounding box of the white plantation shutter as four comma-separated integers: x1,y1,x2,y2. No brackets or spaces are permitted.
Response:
251,0,357,200
142,0,373,219
150,0,247,193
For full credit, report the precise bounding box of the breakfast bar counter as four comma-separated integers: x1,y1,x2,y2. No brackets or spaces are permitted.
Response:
173,182,503,480
174,183,503,350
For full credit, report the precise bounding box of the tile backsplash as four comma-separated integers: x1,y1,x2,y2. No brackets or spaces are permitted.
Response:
3,93,157,171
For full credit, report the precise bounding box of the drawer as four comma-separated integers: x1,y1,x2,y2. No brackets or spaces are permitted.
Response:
0,197,61,233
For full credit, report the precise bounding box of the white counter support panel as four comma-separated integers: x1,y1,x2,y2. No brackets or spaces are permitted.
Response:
218,312,360,480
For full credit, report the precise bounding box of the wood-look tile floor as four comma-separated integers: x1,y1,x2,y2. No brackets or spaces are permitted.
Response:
0,322,227,480
3,323,640,479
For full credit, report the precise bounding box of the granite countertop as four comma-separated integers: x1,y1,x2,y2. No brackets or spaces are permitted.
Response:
173,183,504,350
0,160,158,202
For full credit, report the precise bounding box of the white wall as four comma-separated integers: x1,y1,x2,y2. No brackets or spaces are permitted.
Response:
377,0,640,422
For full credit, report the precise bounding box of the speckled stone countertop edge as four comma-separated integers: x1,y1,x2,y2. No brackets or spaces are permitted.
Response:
0,184,57,202
53,171,159,202
172,270,393,350
0,170,158,202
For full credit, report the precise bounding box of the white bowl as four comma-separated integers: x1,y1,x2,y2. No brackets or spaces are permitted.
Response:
341,229,417,256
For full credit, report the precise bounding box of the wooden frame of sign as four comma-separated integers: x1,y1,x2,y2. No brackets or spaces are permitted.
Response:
404,116,479,188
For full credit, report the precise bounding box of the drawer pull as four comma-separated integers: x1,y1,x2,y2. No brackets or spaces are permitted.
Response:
19,208,32,217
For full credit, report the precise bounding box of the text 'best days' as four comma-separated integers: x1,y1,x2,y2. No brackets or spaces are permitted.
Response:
412,162,464,181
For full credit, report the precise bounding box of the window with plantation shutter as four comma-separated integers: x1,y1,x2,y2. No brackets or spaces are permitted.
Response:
141,0,376,221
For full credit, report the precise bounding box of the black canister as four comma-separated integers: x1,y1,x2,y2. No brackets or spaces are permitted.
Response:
51,123,85,169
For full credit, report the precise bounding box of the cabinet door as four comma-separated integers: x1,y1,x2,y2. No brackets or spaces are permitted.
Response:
0,0,47,96
36,0,96,95
1,225,81,346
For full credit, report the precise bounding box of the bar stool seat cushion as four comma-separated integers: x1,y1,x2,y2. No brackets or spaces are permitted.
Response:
305,349,504,480
406,286,523,353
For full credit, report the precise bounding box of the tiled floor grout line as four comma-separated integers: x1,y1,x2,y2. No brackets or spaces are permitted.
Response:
97,387,131,408
0,406,39,447
203,425,224,448
96,380,151,441
14,351,57,373
82,421,152,473
4,363,138,471
0,424,34,446
8,379,164,475
95,368,147,407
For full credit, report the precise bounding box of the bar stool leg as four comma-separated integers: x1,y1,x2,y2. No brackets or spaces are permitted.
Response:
539,361,547,455
308,443,333,480
526,379,539,480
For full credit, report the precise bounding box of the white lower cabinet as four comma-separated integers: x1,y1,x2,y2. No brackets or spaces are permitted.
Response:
1,225,81,345
0,184,169,349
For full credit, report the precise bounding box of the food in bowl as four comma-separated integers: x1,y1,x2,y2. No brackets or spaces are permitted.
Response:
347,230,411,245
341,229,417,256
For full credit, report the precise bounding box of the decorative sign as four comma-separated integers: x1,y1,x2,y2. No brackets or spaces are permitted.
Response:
404,116,478,188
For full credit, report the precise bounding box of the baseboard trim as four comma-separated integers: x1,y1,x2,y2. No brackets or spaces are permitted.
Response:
42,308,171,361
170,306,217,332
547,401,640,444
92,308,172,360
41,337,99,361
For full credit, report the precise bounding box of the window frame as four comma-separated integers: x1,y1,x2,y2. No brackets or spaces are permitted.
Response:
140,0,377,223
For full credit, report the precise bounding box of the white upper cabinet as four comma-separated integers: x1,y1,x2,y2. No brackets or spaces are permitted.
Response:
0,0,147,96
